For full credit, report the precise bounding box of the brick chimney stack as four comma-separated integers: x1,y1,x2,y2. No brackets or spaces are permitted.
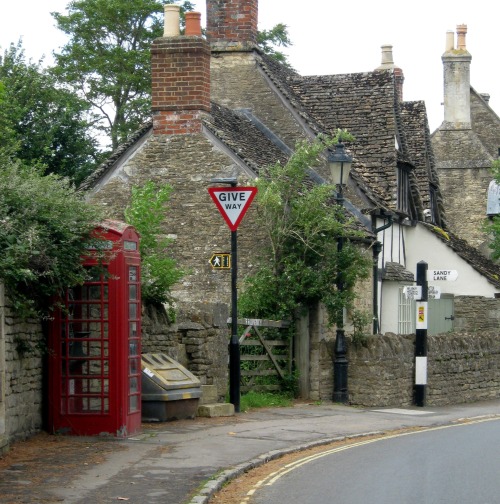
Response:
206,0,258,49
151,5,211,135
441,24,471,129
375,44,404,101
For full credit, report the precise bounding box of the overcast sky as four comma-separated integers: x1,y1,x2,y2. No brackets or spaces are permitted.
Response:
1,0,498,132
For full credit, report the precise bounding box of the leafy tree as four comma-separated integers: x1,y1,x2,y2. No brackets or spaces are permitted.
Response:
0,42,102,184
0,160,105,319
238,134,371,324
257,23,292,67
52,0,194,151
124,181,184,310
52,0,291,151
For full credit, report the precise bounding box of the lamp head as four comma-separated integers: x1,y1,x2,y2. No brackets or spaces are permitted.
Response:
328,142,353,186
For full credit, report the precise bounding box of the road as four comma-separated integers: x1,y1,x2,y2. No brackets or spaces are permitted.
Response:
251,418,500,504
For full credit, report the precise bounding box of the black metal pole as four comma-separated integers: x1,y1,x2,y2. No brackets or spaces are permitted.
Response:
229,224,240,413
333,182,348,404
415,260,428,407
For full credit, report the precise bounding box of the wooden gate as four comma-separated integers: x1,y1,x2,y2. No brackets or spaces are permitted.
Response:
232,318,291,393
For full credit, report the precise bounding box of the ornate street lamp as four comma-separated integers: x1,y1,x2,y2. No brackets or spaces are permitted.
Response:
328,142,352,404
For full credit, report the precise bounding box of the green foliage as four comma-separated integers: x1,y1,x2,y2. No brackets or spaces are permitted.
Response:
257,23,292,66
239,391,293,412
124,181,183,307
350,309,372,348
238,133,371,325
52,0,193,150
0,161,105,319
486,159,500,260
51,0,291,150
0,42,102,184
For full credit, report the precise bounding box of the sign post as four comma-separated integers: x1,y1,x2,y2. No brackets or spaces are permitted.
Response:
415,261,428,407
208,182,257,413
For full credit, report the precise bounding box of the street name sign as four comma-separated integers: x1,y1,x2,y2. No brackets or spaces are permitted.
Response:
403,286,422,300
427,269,458,281
208,187,258,231
209,253,231,269
428,285,441,299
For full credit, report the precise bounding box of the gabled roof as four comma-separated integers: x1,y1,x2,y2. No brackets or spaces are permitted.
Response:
425,223,500,289
79,122,152,191
383,261,414,282
203,102,290,171
80,102,291,192
256,52,432,220
400,100,447,228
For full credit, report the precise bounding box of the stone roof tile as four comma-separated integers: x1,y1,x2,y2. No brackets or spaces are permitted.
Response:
425,223,500,289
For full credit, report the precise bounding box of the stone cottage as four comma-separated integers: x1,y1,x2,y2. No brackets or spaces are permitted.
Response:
3,2,500,449
80,0,500,401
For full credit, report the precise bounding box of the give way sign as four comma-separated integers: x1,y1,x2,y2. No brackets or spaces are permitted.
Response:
208,186,258,231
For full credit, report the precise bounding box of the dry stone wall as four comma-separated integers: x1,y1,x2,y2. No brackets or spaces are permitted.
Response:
348,329,500,407
454,295,500,332
0,287,43,445
141,302,229,401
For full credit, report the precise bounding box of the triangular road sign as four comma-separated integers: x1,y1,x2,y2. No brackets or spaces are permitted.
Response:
208,186,258,231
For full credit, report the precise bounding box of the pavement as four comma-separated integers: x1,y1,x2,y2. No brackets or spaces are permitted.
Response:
1,399,500,504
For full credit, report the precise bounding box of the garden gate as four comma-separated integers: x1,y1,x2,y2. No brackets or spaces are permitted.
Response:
233,318,292,393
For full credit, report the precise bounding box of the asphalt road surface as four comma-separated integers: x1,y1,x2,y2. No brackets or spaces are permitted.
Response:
252,418,500,504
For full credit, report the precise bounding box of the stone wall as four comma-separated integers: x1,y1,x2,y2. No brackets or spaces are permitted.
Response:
141,302,229,401
435,164,491,249
348,330,500,407
454,295,500,332
301,267,375,403
0,285,44,448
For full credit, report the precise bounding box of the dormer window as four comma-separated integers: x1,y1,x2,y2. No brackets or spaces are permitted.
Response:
397,165,411,214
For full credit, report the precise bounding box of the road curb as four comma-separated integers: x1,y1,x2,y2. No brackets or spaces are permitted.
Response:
187,431,385,504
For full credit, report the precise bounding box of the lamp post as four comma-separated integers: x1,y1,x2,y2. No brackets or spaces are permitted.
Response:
328,141,353,404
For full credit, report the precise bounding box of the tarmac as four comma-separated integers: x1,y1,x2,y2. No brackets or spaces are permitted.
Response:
1,399,500,504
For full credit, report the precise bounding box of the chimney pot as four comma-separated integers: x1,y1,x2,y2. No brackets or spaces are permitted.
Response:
456,24,467,50
445,31,454,52
185,12,202,36
380,44,394,66
164,4,180,37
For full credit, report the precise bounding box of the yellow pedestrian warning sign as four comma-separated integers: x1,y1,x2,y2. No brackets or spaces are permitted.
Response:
209,253,231,269
416,301,428,330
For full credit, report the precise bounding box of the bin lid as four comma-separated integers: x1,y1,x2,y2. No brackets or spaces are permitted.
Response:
141,353,201,392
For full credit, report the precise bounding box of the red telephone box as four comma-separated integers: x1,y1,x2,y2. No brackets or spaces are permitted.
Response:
48,220,142,437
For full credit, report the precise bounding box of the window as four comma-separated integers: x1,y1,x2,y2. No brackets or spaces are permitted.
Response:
397,165,411,214
398,287,415,334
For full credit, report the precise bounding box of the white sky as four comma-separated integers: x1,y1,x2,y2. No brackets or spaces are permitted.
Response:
1,0,498,132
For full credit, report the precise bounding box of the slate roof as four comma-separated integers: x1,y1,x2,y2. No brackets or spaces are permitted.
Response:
80,45,496,291
79,122,152,191
203,102,290,171
256,52,428,220
80,103,291,192
382,262,414,282
400,100,447,228
424,223,500,289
